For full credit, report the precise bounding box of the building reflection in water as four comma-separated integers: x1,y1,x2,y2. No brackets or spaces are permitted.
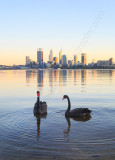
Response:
37,69,44,86
49,69,54,86
68,70,72,79
62,70,67,85
91,70,97,77
26,69,36,85
25,69,115,97
48,69,54,93
59,70,63,92
97,69,113,78
74,70,79,85
54,70,58,84
81,70,87,85
25,69,115,89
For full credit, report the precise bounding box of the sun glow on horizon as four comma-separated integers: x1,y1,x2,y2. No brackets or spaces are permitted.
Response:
0,0,115,65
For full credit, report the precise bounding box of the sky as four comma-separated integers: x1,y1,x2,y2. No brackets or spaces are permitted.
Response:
0,0,115,65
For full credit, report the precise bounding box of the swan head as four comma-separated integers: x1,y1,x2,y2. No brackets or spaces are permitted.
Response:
62,95,69,100
37,91,40,97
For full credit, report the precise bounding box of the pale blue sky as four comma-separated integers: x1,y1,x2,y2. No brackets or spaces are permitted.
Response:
0,0,115,65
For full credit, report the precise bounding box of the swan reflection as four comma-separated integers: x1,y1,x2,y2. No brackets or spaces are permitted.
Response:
64,115,91,135
35,114,47,138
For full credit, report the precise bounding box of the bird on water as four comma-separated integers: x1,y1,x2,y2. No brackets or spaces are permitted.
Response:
34,91,47,116
62,95,91,118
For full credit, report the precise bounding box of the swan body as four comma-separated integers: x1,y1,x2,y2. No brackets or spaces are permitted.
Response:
34,91,47,116
63,95,91,118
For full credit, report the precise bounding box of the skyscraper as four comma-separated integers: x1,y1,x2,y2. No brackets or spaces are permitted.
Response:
74,55,78,65
26,56,30,65
53,57,58,64
81,53,87,65
37,48,43,63
26,56,31,65
109,57,113,65
49,49,53,61
62,55,67,66
59,49,62,64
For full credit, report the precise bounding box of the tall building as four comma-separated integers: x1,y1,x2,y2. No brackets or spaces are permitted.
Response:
62,55,67,66
37,48,43,63
97,60,109,67
49,49,53,61
109,57,113,65
81,53,87,65
26,56,31,65
74,55,78,65
59,49,62,64
26,56,29,65
68,60,73,67
53,57,58,64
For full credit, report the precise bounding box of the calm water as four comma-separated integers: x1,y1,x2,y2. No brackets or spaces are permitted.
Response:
0,69,115,160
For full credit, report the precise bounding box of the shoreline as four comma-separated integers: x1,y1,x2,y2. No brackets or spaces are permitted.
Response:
0,68,115,70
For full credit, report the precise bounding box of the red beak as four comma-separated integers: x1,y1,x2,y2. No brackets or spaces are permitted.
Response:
37,93,39,97
62,97,64,100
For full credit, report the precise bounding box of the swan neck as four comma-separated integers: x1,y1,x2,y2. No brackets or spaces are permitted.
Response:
67,97,71,111
37,96,40,108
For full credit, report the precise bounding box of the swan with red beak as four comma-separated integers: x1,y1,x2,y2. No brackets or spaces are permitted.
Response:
62,95,91,118
34,91,47,116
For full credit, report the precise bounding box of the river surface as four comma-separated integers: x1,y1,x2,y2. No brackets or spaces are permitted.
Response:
0,69,115,160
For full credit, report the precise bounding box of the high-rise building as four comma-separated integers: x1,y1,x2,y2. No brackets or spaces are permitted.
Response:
37,48,43,63
53,57,58,64
26,56,31,65
68,60,74,67
59,49,62,64
74,55,78,65
109,57,113,65
62,55,67,66
26,56,29,65
81,53,87,65
49,49,53,61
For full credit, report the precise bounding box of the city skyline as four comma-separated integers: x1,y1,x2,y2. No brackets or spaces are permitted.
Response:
24,48,114,68
0,0,115,65
1,47,115,67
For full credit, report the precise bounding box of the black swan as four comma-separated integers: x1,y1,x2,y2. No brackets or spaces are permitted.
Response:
34,91,47,116
62,95,91,118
